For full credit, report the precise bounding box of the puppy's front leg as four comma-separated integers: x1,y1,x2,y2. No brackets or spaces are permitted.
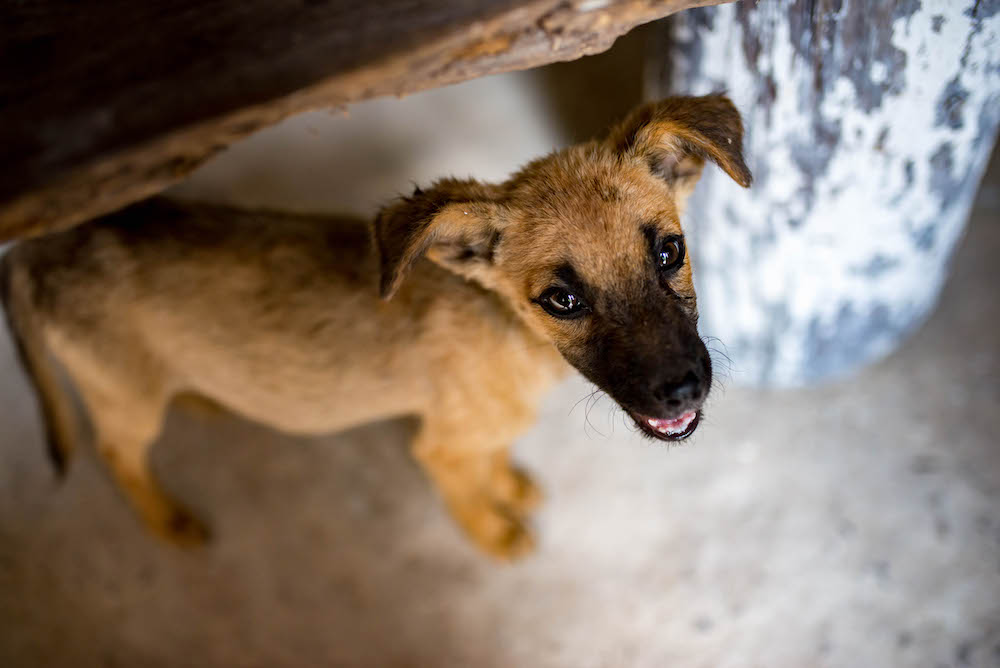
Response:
412,419,541,560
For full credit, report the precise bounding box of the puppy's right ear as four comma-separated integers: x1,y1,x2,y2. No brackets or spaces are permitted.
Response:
374,179,504,300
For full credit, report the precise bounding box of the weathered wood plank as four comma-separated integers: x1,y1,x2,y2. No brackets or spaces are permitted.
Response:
0,0,727,241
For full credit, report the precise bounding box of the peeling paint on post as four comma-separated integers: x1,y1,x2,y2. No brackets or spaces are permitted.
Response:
653,0,1000,386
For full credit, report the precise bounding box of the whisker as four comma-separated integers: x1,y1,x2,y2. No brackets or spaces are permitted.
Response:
700,335,739,397
605,401,616,435
708,347,734,367
577,385,608,439
569,387,601,416
584,394,607,439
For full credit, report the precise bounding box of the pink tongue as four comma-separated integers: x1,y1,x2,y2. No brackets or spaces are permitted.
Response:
647,411,697,434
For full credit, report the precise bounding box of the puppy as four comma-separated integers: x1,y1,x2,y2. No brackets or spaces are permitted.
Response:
1,95,750,559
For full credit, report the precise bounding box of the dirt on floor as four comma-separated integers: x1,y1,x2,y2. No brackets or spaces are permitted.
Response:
1,44,998,667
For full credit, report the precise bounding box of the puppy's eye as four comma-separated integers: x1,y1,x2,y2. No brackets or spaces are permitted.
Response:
536,287,587,319
658,237,685,272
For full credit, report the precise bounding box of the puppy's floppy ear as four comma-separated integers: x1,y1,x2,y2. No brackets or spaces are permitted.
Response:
608,94,752,200
375,178,504,300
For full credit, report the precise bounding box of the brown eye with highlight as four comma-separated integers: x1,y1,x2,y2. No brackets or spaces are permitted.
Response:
657,237,685,273
536,287,588,319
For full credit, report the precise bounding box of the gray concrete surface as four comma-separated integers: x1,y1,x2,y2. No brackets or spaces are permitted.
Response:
1,40,998,667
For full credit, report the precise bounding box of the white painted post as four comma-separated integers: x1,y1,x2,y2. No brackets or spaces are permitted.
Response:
652,0,1000,385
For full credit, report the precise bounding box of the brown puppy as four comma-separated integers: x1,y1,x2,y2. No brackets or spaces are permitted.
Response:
1,95,750,559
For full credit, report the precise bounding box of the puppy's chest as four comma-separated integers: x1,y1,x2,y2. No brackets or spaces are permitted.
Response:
445,318,568,411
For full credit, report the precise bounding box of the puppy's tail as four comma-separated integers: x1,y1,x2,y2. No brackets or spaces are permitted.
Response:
1,250,77,476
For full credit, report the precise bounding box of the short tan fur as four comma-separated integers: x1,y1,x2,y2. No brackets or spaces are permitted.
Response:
2,95,750,558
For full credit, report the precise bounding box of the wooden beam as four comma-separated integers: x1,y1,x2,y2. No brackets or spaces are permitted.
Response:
0,0,728,241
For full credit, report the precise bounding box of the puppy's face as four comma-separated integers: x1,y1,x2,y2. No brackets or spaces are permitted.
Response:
377,95,751,441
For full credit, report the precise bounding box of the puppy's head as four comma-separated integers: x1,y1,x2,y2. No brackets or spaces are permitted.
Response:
376,94,751,441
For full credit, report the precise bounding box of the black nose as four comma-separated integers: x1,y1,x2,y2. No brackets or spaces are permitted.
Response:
654,370,703,408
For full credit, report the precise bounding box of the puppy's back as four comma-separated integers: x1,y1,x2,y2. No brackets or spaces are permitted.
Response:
7,198,378,334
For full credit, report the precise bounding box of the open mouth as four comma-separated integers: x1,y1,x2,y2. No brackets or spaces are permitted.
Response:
630,409,701,442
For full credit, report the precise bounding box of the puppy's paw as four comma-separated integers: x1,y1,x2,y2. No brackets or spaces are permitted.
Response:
418,449,542,560
150,507,212,548
489,464,543,514
454,497,536,561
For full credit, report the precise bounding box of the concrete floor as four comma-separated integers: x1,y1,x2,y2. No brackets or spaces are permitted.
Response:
2,40,999,667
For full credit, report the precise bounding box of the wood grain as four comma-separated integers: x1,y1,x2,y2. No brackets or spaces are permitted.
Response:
0,0,727,241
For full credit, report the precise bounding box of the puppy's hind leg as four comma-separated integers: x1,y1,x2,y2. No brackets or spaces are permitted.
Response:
72,368,209,547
